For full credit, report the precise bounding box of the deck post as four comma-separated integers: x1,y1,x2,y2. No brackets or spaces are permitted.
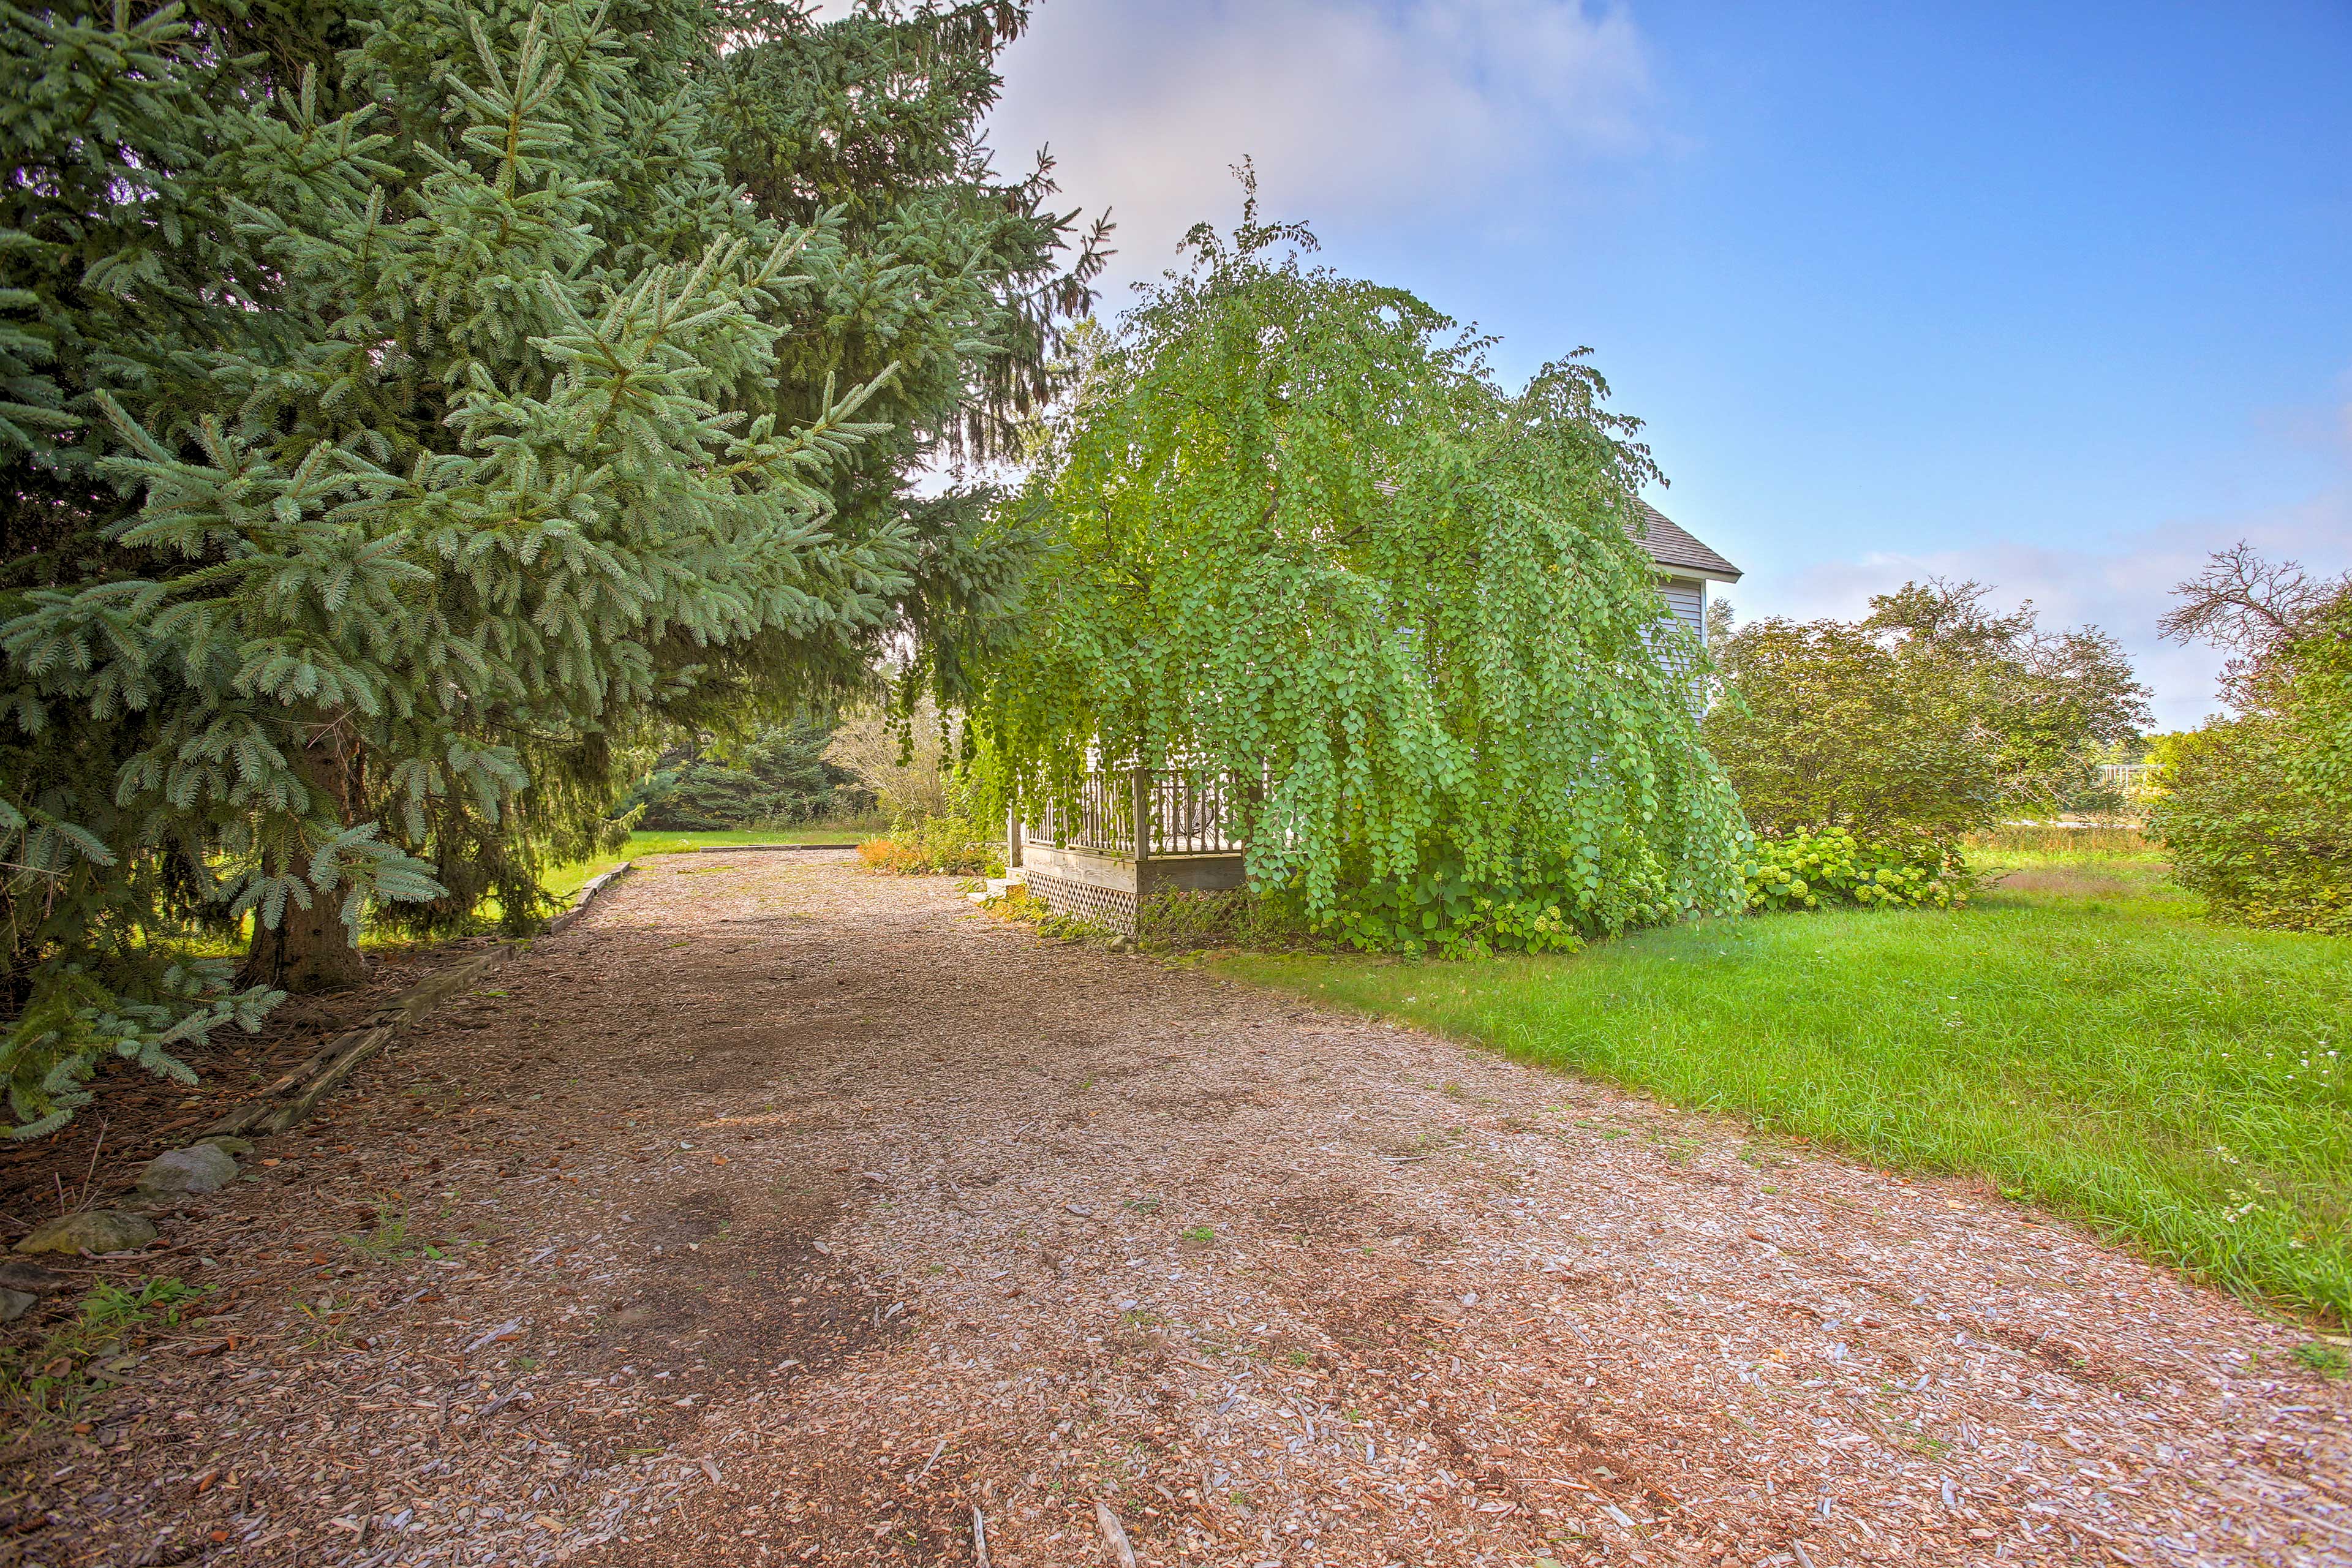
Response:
1005,799,1022,869
1130,766,1151,897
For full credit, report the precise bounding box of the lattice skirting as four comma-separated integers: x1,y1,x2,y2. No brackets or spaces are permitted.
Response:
1023,870,1137,937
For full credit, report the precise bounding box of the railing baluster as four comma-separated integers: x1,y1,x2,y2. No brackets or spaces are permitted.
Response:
1033,764,1258,857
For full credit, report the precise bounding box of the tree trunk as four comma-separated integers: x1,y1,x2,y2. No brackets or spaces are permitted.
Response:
241,884,367,993
240,721,369,993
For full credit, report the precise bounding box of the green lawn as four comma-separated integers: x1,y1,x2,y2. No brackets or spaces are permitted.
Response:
541,827,873,900
1216,847,2352,1322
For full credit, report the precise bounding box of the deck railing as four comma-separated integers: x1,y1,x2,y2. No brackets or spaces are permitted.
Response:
1144,769,1246,855
1031,771,1137,856
1026,767,1250,859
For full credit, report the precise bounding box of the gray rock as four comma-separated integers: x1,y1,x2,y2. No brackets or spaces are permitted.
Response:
0,1288,33,1323
14,1210,159,1256
0,1260,66,1294
134,1142,238,1197
195,1135,255,1158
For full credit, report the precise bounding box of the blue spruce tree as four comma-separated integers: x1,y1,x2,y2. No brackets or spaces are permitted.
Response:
0,0,1101,1132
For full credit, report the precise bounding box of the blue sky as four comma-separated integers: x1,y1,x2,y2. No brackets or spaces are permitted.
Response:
984,1,2352,728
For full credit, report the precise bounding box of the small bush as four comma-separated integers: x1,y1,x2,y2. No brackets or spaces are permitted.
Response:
1035,908,1118,943
979,883,1120,943
856,814,1003,877
1317,869,1588,958
1744,827,1966,912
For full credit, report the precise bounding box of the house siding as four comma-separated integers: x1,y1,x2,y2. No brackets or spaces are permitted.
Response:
1660,576,1705,640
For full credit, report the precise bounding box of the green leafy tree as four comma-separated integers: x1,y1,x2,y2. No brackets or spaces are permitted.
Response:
978,192,1750,954
1706,616,2001,843
1707,579,2149,850
1863,579,2149,813
2152,546,2352,932
0,0,1098,1133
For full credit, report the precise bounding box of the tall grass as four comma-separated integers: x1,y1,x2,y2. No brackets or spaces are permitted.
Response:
1219,867,2352,1322
1969,823,2157,859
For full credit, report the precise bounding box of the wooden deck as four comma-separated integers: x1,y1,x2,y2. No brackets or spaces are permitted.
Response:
1012,769,1250,935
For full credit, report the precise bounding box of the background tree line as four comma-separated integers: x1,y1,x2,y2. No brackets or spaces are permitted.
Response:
1702,546,2348,931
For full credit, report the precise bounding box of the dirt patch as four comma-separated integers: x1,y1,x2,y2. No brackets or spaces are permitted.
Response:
9,851,2346,1567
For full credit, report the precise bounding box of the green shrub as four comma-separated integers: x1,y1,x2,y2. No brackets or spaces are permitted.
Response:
2152,717,2352,935
2152,553,2352,933
1308,864,1589,959
1743,827,1966,912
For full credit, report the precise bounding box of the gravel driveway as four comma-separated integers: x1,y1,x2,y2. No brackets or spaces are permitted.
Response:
27,853,2348,1567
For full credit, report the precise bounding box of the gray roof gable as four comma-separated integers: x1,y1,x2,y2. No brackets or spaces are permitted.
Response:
1635,500,1741,582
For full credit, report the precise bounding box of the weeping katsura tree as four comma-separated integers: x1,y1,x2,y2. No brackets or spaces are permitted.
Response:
979,194,1749,954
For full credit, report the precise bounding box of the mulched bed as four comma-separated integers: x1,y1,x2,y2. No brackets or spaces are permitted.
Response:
4,854,2346,1567
0,938,509,1237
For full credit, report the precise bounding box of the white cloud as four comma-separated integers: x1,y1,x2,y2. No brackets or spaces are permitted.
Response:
1739,491,2352,732
986,0,1659,289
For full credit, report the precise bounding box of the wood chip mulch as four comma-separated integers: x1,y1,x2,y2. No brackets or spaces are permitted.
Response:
0,938,504,1229
4,853,2345,1567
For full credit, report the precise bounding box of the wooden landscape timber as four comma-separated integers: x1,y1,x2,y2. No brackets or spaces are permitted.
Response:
203,946,518,1139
